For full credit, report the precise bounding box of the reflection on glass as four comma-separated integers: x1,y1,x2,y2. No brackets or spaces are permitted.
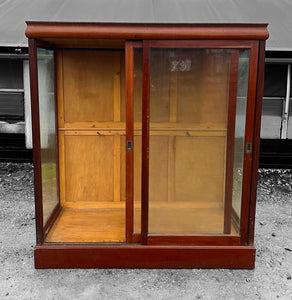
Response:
148,49,233,234
232,50,250,229
133,48,142,234
37,49,58,224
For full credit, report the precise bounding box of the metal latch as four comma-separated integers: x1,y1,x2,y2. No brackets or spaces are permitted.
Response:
246,142,252,153
126,140,133,151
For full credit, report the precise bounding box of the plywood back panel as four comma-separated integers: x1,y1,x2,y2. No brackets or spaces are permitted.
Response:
150,50,171,123
62,50,124,123
176,51,231,125
120,135,126,202
64,135,114,202
174,136,226,204
133,134,142,203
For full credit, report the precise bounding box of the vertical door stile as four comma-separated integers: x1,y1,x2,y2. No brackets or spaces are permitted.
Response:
224,50,239,234
240,42,259,245
125,42,134,243
248,40,266,245
141,41,150,245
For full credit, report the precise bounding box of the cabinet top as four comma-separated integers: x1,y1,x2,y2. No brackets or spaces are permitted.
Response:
25,22,269,43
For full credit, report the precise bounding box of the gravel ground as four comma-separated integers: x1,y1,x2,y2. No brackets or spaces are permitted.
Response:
0,163,292,299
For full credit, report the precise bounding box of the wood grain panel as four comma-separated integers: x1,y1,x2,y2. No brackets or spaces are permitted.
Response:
176,51,230,124
45,208,125,242
174,136,226,204
150,50,171,122
62,50,118,123
148,207,227,234
149,136,169,203
45,205,232,243
120,135,126,202
134,134,174,232
64,135,114,202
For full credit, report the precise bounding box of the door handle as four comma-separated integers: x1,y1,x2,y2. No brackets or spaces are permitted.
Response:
126,140,133,151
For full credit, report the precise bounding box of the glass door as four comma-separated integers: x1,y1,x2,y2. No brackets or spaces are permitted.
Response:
135,41,254,245
36,48,59,233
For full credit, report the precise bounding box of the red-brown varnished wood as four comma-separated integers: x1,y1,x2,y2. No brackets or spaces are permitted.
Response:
132,233,141,243
25,22,269,41
34,245,255,269
248,40,266,245
141,40,150,245
240,41,259,245
125,42,134,243
28,38,44,245
147,235,240,246
224,50,239,234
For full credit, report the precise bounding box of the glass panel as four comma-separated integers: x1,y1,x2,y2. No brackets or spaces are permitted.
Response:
37,49,58,224
232,50,250,230
148,48,249,235
133,48,142,234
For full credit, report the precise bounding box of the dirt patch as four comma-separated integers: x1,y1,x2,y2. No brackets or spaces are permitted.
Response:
0,163,291,299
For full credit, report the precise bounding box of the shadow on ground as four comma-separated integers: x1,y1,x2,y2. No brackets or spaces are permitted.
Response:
0,163,291,299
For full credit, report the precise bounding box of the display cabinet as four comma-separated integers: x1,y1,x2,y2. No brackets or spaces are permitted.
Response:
26,22,268,268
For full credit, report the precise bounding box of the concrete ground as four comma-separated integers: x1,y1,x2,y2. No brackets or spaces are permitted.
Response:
0,163,291,299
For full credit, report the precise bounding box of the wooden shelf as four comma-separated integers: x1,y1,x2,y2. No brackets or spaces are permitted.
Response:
45,208,126,243
45,205,237,243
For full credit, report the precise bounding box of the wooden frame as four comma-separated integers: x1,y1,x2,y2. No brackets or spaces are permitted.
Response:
26,22,268,269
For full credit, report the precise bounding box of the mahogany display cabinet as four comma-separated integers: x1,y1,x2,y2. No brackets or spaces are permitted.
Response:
26,22,268,268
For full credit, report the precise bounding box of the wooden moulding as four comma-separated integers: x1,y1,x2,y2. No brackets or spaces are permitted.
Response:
34,245,255,269
25,22,269,42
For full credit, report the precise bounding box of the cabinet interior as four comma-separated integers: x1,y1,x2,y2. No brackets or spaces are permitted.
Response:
41,47,239,243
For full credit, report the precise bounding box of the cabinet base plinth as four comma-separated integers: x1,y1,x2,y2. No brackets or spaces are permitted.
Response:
34,245,255,269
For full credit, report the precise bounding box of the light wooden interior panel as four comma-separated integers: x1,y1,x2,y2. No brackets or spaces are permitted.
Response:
44,206,236,243
133,134,170,204
45,208,126,243
56,49,126,242
176,51,231,125
120,136,126,202
174,136,226,204
133,49,143,123
61,50,125,124
50,47,236,242
149,136,169,202
133,134,142,204
64,135,114,202
150,50,171,122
